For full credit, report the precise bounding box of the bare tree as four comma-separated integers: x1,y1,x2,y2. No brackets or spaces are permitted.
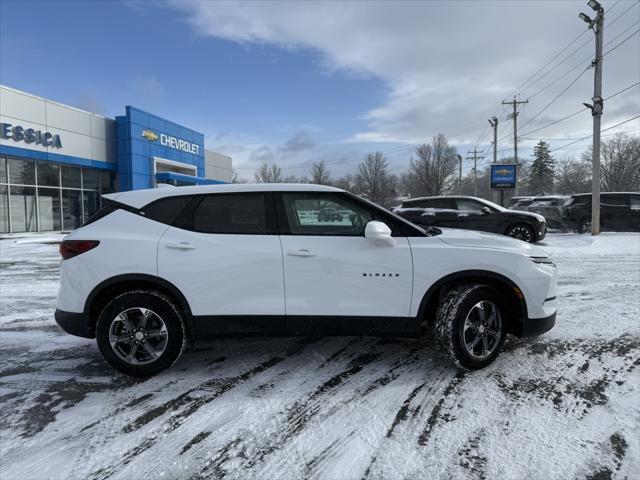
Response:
582,134,640,192
555,157,591,194
254,162,284,183
404,134,458,197
353,152,397,206
309,160,332,185
333,173,354,192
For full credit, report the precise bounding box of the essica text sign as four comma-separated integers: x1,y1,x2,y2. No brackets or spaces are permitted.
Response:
141,129,199,155
0,122,62,148
490,164,517,190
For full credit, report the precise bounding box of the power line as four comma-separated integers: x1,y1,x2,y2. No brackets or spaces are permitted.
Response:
603,27,640,56
519,65,592,132
550,115,640,153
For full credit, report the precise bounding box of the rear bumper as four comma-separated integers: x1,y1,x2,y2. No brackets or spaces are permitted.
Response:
519,311,556,338
55,309,93,338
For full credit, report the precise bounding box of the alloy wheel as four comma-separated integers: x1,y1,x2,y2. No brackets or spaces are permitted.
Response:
508,225,532,242
462,300,502,360
109,307,168,365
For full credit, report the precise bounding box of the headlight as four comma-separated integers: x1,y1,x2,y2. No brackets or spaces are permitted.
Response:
530,256,555,266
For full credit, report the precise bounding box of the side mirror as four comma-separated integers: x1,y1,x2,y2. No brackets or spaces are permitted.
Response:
481,206,492,215
364,221,396,247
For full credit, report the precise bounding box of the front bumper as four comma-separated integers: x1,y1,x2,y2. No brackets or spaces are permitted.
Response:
55,309,93,338
518,311,556,338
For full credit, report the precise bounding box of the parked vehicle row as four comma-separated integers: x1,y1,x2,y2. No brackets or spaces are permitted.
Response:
393,196,547,243
55,184,557,376
510,192,640,233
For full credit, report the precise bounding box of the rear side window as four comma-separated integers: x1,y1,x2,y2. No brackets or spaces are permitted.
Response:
142,196,193,225
602,194,629,207
82,200,120,226
178,193,271,234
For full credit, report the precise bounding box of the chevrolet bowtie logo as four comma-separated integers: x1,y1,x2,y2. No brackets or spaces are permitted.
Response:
495,168,512,175
141,129,159,142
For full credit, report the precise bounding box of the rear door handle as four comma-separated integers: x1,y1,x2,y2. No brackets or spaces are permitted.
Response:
287,249,316,257
165,241,196,250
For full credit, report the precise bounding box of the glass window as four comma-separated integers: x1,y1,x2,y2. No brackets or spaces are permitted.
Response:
0,185,8,233
37,162,60,187
143,196,192,225
282,193,372,236
100,171,115,193
0,157,6,184
8,158,35,185
62,189,82,230
83,190,101,222
187,193,268,234
61,165,81,188
82,168,100,190
38,188,62,231
602,194,629,207
630,196,640,211
455,199,485,211
9,186,37,232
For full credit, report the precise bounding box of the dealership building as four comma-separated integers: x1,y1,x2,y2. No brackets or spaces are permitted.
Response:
0,85,233,234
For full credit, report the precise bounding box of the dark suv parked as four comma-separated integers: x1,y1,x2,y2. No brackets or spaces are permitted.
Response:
564,192,640,233
393,196,547,243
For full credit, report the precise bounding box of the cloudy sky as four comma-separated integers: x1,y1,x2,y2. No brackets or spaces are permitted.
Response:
1,0,638,179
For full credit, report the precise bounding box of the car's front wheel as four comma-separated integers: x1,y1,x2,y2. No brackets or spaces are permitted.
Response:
434,284,507,370
578,217,591,234
505,223,535,243
96,290,186,377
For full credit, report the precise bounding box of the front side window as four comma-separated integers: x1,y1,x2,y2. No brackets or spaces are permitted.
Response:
281,193,373,236
602,195,629,207
456,198,484,211
181,193,270,234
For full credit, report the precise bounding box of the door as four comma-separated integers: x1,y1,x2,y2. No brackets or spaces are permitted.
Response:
277,192,414,325
453,198,493,232
601,194,630,231
157,193,285,321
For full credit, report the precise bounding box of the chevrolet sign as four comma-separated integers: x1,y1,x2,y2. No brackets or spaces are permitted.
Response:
141,129,199,155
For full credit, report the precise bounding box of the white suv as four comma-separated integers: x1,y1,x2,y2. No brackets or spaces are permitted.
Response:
55,184,557,376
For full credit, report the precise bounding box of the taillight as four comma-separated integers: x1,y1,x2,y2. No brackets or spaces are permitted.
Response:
59,240,100,260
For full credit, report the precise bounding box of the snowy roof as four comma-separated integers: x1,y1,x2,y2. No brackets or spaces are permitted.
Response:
104,183,343,208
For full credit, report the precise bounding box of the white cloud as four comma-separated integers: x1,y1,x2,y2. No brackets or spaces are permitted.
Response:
171,0,639,171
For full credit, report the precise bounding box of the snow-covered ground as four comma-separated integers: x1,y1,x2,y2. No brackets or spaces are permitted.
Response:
0,233,638,480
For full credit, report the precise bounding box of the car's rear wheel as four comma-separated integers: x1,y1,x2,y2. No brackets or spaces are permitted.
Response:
96,290,186,377
505,223,535,243
578,217,591,234
434,284,507,370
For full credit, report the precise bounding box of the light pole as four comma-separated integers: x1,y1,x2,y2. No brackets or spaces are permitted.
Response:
489,116,499,204
457,154,462,194
579,0,604,235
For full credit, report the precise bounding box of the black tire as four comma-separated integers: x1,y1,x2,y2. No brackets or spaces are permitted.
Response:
505,223,535,243
577,217,591,234
434,284,507,370
96,290,186,377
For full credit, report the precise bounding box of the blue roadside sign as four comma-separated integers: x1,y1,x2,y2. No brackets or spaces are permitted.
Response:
490,164,517,189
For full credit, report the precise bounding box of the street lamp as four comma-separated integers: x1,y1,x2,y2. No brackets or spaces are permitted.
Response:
579,0,605,235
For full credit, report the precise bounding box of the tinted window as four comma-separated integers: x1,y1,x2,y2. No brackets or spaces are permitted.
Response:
143,196,193,226
187,193,269,234
8,158,35,185
630,196,640,211
37,163,60,187
602,194,629,207
456,199,484,211
281,193,373,236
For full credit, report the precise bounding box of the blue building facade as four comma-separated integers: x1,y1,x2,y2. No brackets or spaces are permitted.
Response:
0,86,226,233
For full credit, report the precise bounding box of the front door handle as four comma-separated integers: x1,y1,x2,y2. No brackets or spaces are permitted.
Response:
165,241,196,250
287,249,316,257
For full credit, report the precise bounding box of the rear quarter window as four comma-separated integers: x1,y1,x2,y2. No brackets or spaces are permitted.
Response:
142,195,193,225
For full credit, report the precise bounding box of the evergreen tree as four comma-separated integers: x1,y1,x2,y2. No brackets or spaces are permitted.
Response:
527,141,555,194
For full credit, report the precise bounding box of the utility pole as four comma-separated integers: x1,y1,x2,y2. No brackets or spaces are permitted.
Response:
488,116,499,204
580,0,604,235
456,154,463,194
502,97,528,196
467,149,485,197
